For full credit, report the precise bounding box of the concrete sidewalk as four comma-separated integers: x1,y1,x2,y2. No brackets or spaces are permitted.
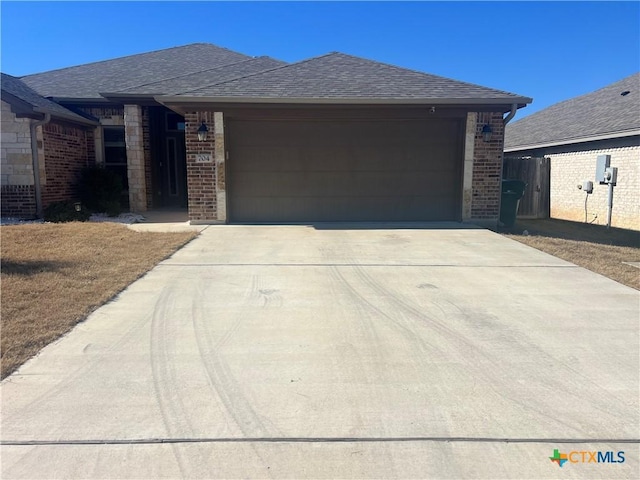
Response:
1,224,638,478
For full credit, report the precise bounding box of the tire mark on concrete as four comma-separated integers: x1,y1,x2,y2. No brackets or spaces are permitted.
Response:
191,276,278,478
350,265,629,435
329,264,460,478
437,296,632,408
326,265,399,476
192,280,279,437
150,283,209,478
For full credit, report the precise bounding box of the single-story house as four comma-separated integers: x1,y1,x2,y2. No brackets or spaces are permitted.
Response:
504,73,639,230
4,43,532,226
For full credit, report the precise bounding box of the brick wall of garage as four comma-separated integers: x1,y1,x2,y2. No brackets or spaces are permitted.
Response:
184,111,219,222
471,112,505,222
548,144,639,230
41,120,96,208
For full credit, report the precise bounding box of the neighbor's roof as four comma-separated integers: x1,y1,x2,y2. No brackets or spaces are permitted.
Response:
505,72,640,151
20,43,254,99
160,52,532,106
109,56,286,96
1,73,97,124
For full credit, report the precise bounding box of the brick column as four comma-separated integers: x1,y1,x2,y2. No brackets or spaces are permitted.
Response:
124,105,147,212
184,111,223,224
470,112,505,227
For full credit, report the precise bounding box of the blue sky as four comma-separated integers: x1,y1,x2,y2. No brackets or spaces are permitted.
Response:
1,1,638,117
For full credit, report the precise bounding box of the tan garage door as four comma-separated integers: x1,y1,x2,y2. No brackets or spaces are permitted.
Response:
227,118,462,222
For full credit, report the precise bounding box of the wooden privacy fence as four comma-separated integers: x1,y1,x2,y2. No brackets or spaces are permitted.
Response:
503,156,550,219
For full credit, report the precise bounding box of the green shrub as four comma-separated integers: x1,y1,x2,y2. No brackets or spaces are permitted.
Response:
78,166,123,216
43,201,91,223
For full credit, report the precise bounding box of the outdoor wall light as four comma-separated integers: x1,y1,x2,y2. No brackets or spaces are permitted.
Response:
74,202,82,212
197,121,209,142
482,124,493,142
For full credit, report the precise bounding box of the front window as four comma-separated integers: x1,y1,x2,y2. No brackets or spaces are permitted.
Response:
103,127,128,190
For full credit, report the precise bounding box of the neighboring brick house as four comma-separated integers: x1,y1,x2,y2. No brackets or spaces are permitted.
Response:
11,43,532,226
505,73,640,230
1,73,99,217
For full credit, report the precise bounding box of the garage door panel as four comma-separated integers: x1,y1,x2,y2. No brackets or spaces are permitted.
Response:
228,118,461,222
233,146,458,173
232,195,457,222
232,171,457,198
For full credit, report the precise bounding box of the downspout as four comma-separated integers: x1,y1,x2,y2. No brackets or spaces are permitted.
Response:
496,104,518,228
503,103,518,125
30,113,51,218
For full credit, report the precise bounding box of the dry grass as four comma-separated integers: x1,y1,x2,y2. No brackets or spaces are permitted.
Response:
502,219,640,290
1,222,196,379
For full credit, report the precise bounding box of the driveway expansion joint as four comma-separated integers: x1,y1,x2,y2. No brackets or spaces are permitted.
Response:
3,437,639,446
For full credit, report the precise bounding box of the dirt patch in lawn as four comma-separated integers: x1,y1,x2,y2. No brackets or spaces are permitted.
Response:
502,219,640,290
1,222,196,379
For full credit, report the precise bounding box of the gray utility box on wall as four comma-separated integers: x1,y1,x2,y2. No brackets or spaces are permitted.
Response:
596,154,611,184
604,166,618,185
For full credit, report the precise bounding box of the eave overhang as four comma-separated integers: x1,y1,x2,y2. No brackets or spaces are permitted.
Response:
505,129,640,153
155,95,532,115
157,94,531,106
99,92,165,106
1,91,99,126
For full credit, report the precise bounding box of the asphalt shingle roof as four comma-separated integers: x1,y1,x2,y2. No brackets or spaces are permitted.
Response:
21,43,253,99
175,52,530,102
1,73,93,123
113,56,286,95
505,72,640,151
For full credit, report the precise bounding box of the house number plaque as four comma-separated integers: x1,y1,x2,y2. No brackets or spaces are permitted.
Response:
195,153,213,163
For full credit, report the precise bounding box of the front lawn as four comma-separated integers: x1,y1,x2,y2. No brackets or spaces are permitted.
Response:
502,218,639,290
0,222,196,379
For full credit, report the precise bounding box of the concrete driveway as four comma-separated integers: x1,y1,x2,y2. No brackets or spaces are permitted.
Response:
1,224,638,479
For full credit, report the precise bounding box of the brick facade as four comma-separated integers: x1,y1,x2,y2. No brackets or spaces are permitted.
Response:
76,106,124,126
81,105,154,210
184,111,220,222
41,121,95,207
1,185,36,217
547,144,639,230
1,100,98,217
470,112,505,223
1,101,159,217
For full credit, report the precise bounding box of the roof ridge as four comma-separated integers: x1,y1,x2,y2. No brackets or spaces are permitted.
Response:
181,52,337,94
1,72,20,82
21,43,245,79
120,57,264,92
